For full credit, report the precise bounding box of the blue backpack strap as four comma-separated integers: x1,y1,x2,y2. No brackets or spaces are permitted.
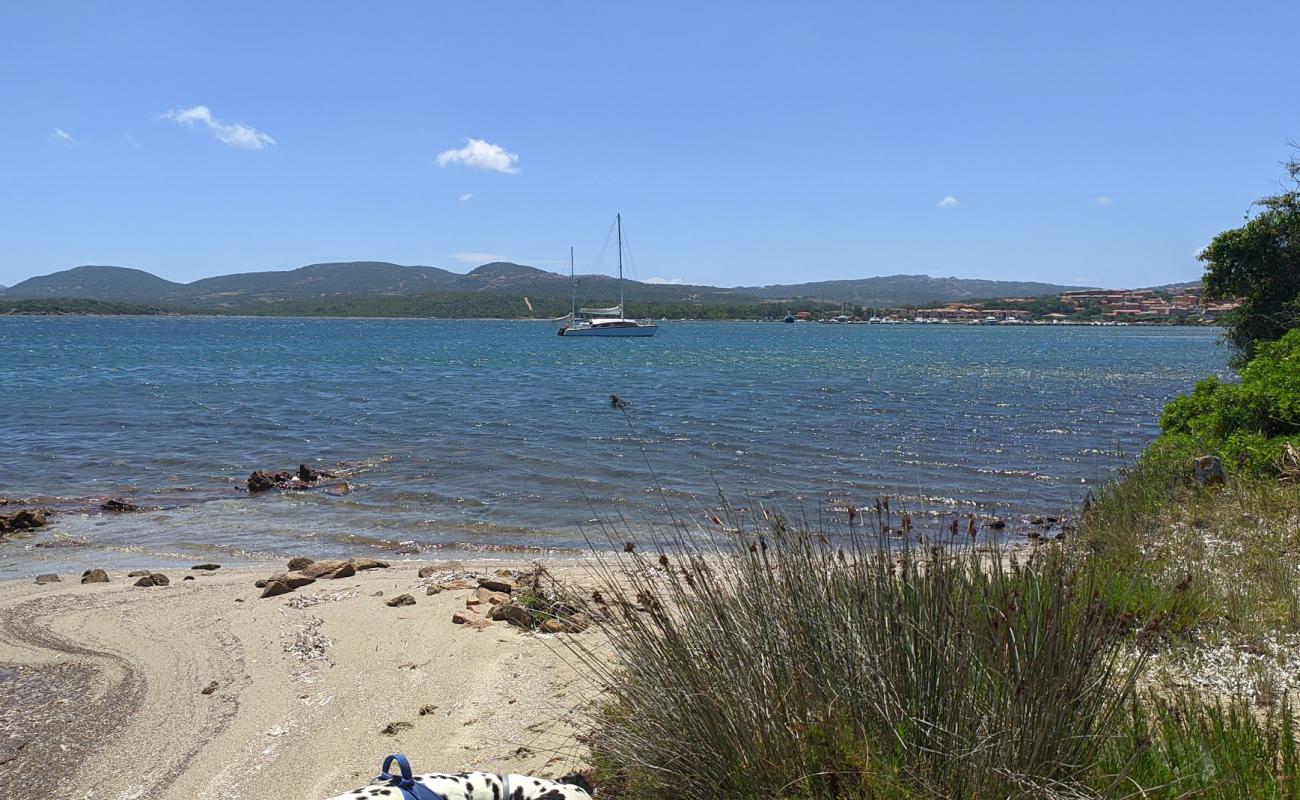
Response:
375,754,447,800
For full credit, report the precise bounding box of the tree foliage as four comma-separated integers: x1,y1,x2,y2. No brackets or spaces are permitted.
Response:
1199,156,1300,365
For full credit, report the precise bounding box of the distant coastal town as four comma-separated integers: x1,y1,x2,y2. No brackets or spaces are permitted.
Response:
790,285,1238,325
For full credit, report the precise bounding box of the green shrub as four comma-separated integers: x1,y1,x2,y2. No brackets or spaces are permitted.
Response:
1158,328,1300,475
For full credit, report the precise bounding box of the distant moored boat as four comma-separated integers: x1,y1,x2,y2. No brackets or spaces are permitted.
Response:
557,214,658,337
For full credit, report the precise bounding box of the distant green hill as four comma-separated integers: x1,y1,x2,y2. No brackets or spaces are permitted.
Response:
1,261,1094,310
3,265,185,304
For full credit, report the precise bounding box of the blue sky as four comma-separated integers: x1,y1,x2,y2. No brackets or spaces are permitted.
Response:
2,1,1297,289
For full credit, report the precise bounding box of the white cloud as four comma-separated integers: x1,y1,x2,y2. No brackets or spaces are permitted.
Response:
452,251,502,264
937,196,958,209
1093,195,1113,205
459,192,474,202
159,105,275,150
644,277,685,285
50,128,75,144
123,132,141,148
436,138,520,174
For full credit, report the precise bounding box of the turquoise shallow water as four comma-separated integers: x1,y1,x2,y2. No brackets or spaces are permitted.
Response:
0,317,1226,574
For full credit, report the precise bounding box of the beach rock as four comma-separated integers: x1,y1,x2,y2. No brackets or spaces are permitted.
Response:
191,563,221,571
380,721,413,736
254,579,268,588
80,569,109,584
0,508,51,533
265,571,317,590
201,681,219,695
34,573,60,585
297,464,320,482
300,559,356,580
247,470,278,493
419,704,439,716
385,593,416,607
128,569,151,578
470,587,509,607
101,498,139,512
418,565,437,578
540,613,591,634
259,580,296,598
477,576,515,594
183,575,195,581
988,518,1007,530
134,573,169,587
488,601,533,627
425,584,443,596
1193,455,1226,487
451,610,492,630
348,557,389,571
286,556,315,571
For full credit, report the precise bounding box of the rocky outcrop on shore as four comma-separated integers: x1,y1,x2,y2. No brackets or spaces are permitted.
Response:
257,556,390,598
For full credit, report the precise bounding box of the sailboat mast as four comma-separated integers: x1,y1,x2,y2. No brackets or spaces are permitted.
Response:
617,212,624,320
569,246,576,320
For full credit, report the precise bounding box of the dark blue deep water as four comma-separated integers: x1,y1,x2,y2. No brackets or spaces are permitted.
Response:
0,317,1227,573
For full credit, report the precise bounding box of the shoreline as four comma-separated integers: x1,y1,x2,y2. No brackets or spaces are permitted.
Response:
0,560,594,799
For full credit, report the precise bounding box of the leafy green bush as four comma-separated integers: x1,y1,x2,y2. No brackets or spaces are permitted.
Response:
1159,329,1300,474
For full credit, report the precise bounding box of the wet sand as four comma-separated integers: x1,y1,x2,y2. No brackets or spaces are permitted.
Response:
0,561,596,799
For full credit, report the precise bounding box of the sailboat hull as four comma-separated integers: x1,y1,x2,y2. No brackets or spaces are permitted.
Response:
559,324,658,337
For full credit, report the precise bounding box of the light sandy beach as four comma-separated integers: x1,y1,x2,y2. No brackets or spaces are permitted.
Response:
0,560,596,800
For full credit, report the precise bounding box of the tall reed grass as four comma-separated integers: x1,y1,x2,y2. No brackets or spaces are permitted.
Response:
567,504,1145,799
556,502,1300,798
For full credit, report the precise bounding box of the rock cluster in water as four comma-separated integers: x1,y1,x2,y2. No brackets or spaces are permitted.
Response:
0,508,52,537
247,465,342,494
100,499,141,513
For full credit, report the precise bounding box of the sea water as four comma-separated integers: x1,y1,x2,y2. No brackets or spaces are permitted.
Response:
0,317,1227,574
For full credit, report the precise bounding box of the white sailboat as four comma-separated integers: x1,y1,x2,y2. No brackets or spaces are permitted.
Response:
557,214,658,337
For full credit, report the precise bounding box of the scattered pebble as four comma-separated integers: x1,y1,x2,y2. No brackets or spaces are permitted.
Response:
380,721,412,736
